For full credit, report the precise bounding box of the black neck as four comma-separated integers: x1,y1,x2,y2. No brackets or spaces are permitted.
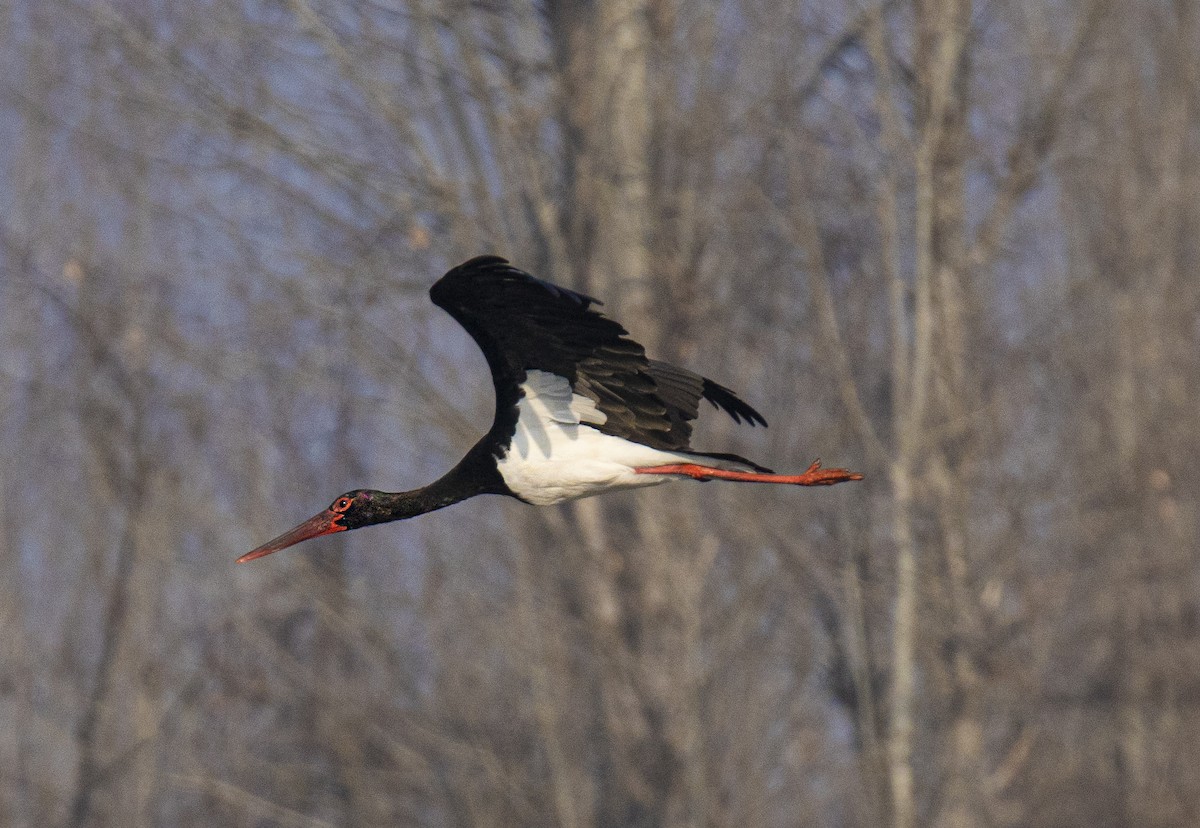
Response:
351,443,508,528
374,475,476,521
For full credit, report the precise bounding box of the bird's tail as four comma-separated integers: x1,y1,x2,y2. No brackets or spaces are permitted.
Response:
675,450,774,474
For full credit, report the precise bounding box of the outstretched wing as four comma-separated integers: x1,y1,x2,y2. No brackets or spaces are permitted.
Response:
430,255,766,451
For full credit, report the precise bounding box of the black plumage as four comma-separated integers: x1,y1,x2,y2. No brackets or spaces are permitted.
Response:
431,255,768,460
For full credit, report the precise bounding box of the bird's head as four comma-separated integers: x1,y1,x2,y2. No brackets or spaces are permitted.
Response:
237,490,383,563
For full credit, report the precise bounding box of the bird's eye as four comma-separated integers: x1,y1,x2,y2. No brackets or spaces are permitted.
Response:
333,497,353,512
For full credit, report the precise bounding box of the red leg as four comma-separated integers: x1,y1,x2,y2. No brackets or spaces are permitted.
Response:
634,459,863,486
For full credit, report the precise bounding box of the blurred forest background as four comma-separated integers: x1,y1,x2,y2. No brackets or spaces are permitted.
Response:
1,0,1198,826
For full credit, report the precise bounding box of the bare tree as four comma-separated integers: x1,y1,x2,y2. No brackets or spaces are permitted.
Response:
1,0,1198,826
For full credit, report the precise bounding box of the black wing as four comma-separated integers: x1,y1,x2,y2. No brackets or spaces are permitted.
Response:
430,255,766,452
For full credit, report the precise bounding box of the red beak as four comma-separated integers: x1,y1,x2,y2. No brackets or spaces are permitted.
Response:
237,509,347,563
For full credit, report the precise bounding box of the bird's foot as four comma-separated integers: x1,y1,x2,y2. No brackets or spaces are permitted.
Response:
635,459,863,486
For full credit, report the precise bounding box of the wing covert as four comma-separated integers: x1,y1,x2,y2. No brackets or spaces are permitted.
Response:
430,255,765,451
430,255,623,386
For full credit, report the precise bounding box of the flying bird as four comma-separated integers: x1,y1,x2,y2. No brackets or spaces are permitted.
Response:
239,256,862,562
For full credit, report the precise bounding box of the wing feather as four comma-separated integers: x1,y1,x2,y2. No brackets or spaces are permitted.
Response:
430,255,766,451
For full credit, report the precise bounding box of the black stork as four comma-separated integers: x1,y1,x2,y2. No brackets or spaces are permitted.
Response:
238,255,862,563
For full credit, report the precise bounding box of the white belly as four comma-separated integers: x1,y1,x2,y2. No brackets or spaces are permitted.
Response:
496,371,689,505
